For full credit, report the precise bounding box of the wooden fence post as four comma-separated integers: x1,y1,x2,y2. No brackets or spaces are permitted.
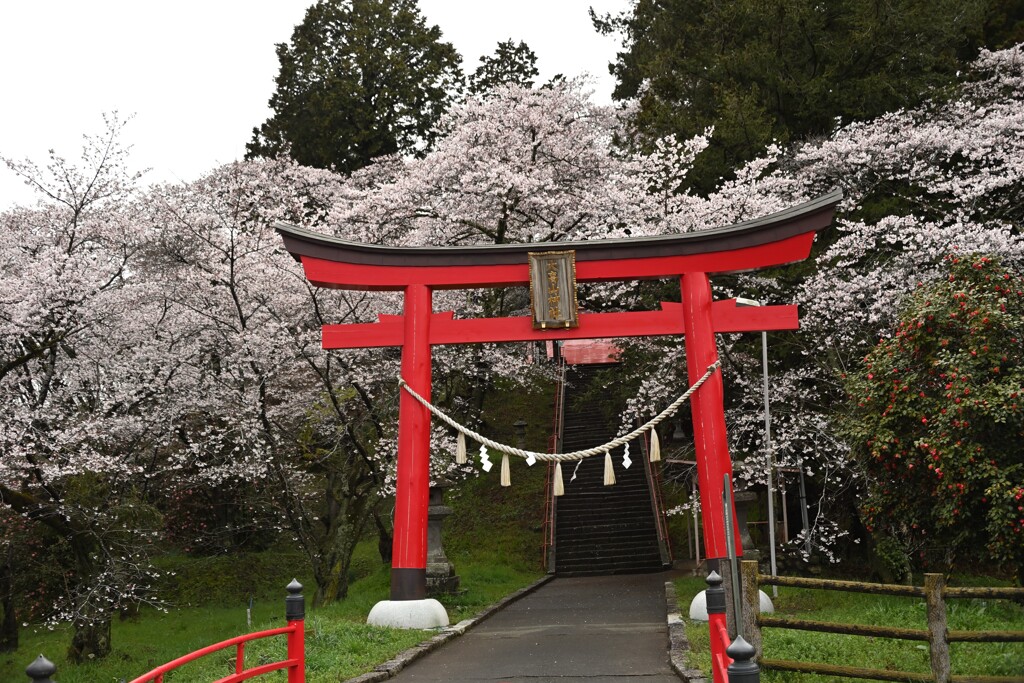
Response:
924,573,950,683
741,560,762,660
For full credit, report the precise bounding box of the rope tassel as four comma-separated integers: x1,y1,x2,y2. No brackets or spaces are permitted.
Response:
649,429,661,462
456,432,468,464
500,453,511,487
554,462,565,496
603,450,616,486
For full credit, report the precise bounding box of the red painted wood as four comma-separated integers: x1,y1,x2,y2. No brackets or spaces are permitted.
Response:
708,300,799,333
711,615,734,683
299,233,816,290
301,256,528,290
682,274,742,683
286,619,305,683
575,233,814,281
680,274,743,561
321,301,798,349
324,319,404,348
128,625,298,683
392,284,432,579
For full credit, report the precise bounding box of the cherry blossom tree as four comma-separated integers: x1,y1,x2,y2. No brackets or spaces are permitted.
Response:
319,78,711,433
0,117,174,660
611,44,1024,566
139,157,406,606
715,45,1023,563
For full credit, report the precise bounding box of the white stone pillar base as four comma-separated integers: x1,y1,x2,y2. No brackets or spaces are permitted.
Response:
367,599,449,629
688,589,775,621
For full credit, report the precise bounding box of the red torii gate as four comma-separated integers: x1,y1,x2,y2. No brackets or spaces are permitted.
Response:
275,190,840,668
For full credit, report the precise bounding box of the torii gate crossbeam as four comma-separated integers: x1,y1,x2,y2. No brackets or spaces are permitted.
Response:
276,190,841,682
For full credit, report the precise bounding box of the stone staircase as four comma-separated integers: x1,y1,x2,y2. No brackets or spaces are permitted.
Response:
553,364,666,576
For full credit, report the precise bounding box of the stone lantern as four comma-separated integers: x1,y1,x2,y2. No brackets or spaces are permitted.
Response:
426,485,460,595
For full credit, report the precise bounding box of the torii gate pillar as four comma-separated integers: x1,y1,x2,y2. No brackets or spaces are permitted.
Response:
682,272,735,672
682,273,733,560
366,283,450,627
392,284,433,594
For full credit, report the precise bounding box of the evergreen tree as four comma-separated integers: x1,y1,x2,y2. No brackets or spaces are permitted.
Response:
467,39,540,95
594,0,991,192
247,0,463,174
986,0,1024,47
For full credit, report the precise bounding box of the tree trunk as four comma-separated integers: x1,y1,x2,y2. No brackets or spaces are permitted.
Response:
66,532,114,661
0,557,16,653
373,509,392,565
312,524,359,606
310,494,375,607
67,616,111,662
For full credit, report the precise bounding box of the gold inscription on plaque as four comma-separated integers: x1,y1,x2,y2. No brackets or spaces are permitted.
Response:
529,250,579,330
546,261,561,320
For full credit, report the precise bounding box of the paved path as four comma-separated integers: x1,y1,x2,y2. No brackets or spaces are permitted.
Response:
388,572,681,683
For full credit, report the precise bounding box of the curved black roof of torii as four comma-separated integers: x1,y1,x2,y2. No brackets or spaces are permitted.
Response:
274,190,843,269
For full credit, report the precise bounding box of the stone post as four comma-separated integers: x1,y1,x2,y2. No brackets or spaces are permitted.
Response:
426,485,460,595
25,654,57,682
285,579,306,683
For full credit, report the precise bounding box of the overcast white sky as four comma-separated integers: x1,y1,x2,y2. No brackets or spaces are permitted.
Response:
0,0,630,210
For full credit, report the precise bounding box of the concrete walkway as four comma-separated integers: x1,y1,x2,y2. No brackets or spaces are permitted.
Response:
387,572,682,683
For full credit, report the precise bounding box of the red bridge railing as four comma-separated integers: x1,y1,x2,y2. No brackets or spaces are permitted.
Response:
25,581,306,683
128,579,305,683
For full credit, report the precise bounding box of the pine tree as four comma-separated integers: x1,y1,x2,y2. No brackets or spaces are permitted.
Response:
467,39,540,95
247,0,463,174
595,0,991,192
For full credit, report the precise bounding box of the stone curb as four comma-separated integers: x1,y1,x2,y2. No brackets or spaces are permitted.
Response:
343,573,556,683
665,581,708,683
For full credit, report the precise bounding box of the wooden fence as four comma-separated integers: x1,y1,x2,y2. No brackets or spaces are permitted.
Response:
739,560,1024,683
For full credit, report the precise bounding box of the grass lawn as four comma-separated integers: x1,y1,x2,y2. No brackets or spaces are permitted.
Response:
2,456,549,683
2,547,543,683
675,574,1024,682
3,447,550,681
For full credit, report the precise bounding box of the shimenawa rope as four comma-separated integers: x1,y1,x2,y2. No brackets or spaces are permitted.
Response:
397,360,720,463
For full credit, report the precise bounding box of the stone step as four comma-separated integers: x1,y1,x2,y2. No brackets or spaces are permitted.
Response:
556,552,660,567
556,542,662,559
552,364,664,577
558,481,649,494
557,529,656,542
556,540,660,557
556,518,659,533
556,562,665,577
557,510,656,525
